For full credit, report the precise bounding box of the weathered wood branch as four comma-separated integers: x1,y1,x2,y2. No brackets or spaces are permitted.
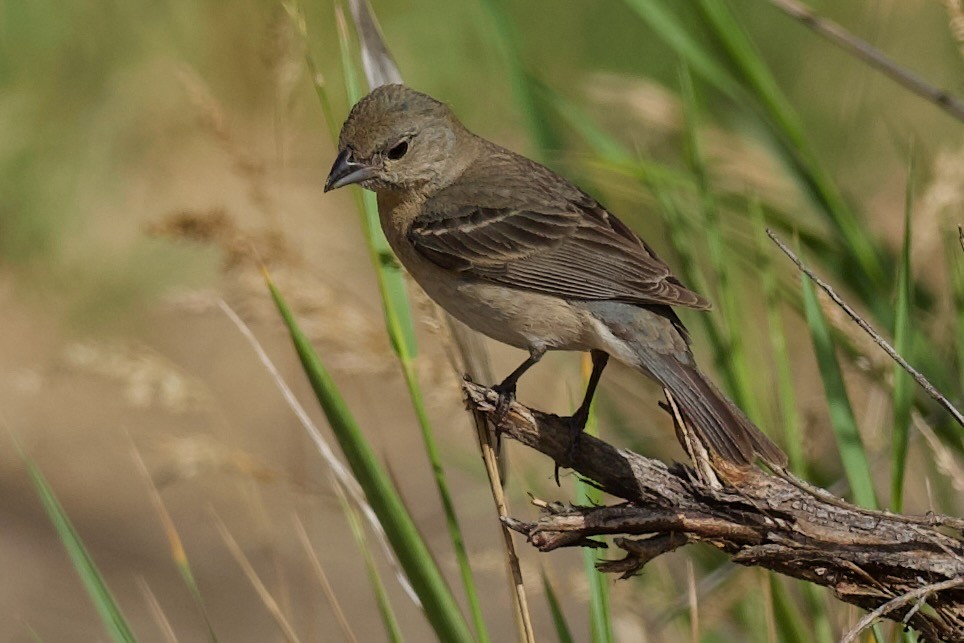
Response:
463,381,964,642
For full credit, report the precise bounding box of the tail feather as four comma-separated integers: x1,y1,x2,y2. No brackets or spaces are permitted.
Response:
584,300,787,469
639,347,787,469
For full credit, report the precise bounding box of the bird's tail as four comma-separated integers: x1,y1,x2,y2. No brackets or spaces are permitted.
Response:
635,344,787,470
582,300,786,469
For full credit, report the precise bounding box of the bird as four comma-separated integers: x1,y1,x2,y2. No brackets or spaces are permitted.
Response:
324,83,786,473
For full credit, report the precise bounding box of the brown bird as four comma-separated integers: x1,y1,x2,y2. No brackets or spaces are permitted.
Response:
325,84,786,472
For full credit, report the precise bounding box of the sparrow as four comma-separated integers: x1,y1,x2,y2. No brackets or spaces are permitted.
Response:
325,84,786,472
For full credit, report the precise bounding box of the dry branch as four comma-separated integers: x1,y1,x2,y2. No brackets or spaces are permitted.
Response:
463,381,964,642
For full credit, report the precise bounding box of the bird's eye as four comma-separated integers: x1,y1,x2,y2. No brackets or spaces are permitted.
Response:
386,140,409,160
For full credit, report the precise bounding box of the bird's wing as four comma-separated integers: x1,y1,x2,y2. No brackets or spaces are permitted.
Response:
409,168,710,310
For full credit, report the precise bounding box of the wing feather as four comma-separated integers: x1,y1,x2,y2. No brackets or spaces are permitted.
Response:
408,152,710,310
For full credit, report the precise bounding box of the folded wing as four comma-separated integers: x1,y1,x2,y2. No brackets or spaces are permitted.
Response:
409,168,710,310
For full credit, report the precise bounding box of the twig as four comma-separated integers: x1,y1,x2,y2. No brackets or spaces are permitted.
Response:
768,0,964,123
450,321,537,643
839,576,964,643
766,229,964,427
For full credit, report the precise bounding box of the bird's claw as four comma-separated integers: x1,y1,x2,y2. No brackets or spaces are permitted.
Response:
554,409,589,486
491,383,517,431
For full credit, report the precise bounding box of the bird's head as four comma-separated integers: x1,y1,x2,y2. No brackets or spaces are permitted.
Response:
325,84,466,194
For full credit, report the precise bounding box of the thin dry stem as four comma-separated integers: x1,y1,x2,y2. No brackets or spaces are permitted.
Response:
292,515,359,643
137,576,178,643
768,0,964,122
686,560,699,643
213,513,301,643
767,229,964,427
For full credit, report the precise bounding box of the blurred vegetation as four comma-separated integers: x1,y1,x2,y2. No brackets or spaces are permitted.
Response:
3,0,963,641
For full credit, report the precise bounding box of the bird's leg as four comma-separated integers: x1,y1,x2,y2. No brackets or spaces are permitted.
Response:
556,350,609,485
492,346,545,428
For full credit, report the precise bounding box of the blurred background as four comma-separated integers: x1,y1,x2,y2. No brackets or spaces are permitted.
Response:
1,0,962,640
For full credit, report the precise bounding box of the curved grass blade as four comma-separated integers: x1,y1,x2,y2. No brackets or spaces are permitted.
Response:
530,77,693,189
575,356,614,643
131,444,218,642
267,279,474,643
678,65,760,421
692,0,886,292
23,457,136,643
333,479,405,643
647,175,747,404
332,7,488,640
476,0,562,162
890,163,914,511
623,0,886,298
947,229,964,388
620,0,743,99
751,200,806,476
800,262,878,509
541,570,575,643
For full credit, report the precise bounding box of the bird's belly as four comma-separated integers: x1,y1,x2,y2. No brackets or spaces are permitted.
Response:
419,271,592,353
376,201,593,352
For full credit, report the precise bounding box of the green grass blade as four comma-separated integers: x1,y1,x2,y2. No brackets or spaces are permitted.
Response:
541,570,575,643
752,201,806,476
578,499,613,643
476,0,562,161
648,176,747,404
678,65,760,421
752,213,841,640
800,266,878,509
332,9,488,639
625,0,887,297
398,356,489,642
946,229,964,387
334,3,416,358
574,399,614,643
890,163,914,511
768,577,810,643
692,0,886,291
335,481,405,643
24,458,136,642
620,0,743,99
267,280,474,643
133,446,218,643
530,77,693,189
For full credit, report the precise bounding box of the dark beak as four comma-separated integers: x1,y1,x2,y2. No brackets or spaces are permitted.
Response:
324,149,375,192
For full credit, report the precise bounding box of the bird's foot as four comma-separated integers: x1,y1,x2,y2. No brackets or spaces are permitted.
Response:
490,382,517,431
554,408,589,486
